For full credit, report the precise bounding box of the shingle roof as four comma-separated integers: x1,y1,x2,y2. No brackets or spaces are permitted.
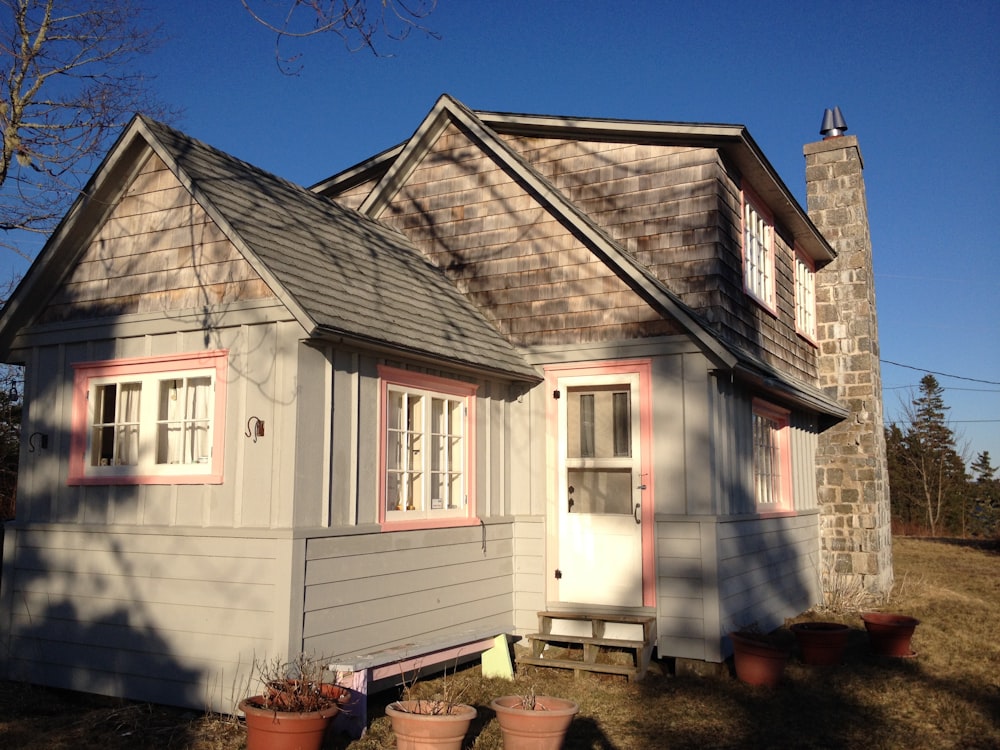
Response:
139,117,540,381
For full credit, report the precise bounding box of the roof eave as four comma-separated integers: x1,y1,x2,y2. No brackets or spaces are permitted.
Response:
309,326,542,383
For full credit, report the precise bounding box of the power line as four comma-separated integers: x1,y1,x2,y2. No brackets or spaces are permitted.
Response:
880,359,1000,386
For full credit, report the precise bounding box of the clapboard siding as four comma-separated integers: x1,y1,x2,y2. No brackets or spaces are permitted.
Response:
301,524,515,658
39,153,274,324
655,520,712,659
717,514,821,639
4,526,281,711
511,517,545,634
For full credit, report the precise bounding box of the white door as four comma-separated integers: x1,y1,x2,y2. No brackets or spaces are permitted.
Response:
555,373,644,607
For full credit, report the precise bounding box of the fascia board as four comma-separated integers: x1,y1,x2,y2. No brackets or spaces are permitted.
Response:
358,94,458,219
309,143,405,196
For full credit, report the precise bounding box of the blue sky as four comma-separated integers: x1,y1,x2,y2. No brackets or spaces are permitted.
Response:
14,1,1000,464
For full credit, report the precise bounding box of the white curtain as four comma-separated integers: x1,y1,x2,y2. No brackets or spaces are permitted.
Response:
159,377,211,464
114,383,141,465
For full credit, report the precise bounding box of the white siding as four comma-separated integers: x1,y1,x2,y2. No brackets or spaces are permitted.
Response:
301,524,514,659
716,513,822,652
2,526,284,712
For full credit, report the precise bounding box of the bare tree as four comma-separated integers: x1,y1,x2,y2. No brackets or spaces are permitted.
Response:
240,0,438,74
0,0,169,258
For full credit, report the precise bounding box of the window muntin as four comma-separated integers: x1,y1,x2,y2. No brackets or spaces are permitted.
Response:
70,351,227,484
752,400,792,512
794,249,817,341
380,366,477,525
742,188,776,311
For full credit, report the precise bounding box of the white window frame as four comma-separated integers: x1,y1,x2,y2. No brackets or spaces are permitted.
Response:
378,365,478,528
794,247,817,342
742,186,776,313
69,351,227,485
752,399,793,513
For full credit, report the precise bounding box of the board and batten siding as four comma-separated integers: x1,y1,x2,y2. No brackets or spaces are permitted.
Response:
0,526,283,712
13,312,307,529
300,523,515,661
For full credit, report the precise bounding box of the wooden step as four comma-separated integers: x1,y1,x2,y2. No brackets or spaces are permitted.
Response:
517,611,657,682
516,655,640,678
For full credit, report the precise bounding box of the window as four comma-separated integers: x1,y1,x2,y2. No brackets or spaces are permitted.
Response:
379,366,477,526
752,399,792,512
794,249,817,341
70,350,227,484
742,187,775,311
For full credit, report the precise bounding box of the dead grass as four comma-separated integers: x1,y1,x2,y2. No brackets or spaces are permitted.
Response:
1,537,997,749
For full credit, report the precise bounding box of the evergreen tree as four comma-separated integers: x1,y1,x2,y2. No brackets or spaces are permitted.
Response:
893,375,967,536
0,365,21,521
969,451,1000,538
886,423,920,531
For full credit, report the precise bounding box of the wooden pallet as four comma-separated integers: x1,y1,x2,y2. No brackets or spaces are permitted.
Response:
517,611,657,681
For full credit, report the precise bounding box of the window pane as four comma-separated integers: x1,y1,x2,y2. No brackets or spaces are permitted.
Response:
156,376,212,465
91,382,141,466
567,468,632,514
578,394,595,457
612,391,630,457
384,380,468,518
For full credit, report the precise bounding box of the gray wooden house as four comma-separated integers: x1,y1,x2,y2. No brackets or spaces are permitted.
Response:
0,94,888,714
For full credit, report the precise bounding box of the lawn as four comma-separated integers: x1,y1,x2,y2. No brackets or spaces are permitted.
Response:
1,536,997,749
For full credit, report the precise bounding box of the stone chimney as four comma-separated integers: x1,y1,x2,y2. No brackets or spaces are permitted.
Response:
805,109,893,596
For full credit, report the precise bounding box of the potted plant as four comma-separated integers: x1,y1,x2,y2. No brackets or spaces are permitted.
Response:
862,612,920,657
386,672,477,750
790,621,851,666
729,627,790,687
238,654,349,750
490,688,579,750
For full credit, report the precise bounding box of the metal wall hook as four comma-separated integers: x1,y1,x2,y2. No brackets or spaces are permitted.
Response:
28,432,49,452
245,417,265,442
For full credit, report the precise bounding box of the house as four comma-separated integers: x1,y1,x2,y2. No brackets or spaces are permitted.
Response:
0,95,890,714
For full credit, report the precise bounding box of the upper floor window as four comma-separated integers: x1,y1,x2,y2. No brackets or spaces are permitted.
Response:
69,350,227,485
742,187,775,311
795,249,817,341
379,365,477,528
752,399,793,513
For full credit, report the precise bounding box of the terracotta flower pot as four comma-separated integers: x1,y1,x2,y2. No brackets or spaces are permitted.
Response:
790,621,850,666
729,632,789,687
490,695,579,750
239,696,340,750
386,700,477,750
862,612,920,657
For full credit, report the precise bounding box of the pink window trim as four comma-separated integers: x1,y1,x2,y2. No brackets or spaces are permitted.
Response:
68,350,228,486
376,365,478,530
741,183,778,316
543,359,656,608
751,398,794,513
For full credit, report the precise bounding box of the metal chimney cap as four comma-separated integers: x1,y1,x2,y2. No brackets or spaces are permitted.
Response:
820,106,848,137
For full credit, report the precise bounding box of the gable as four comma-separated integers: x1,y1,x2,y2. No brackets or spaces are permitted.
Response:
376,122,683,347
38,153,274,324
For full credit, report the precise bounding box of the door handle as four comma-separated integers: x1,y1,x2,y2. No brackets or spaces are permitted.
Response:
634,503,641,524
